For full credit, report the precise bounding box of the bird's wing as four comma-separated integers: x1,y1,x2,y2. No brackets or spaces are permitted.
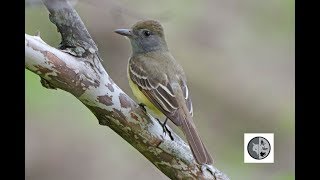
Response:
181,79,193,117
129,56,193,126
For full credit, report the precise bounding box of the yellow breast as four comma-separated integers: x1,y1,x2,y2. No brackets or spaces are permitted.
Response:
127,70,164,118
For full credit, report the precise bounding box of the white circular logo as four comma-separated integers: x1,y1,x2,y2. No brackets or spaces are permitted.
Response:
247,136,271,160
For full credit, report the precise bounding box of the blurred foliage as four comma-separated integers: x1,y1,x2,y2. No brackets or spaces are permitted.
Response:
26,0,294,180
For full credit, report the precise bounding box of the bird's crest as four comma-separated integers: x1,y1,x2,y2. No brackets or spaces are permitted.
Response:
132,20,164,37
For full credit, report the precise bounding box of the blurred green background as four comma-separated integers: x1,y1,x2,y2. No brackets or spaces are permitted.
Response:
25,0,294,179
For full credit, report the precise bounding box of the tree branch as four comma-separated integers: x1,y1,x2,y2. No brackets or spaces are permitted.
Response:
43,0,97,57
25,0,229,179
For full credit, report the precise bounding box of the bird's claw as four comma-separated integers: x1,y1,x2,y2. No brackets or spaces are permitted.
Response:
156,118,174,141
139,103,147,112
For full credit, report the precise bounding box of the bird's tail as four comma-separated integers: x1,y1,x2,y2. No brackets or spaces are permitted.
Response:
180,114,213,165
175,87,213,165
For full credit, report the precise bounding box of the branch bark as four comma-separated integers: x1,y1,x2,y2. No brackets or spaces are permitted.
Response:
25,0,229,179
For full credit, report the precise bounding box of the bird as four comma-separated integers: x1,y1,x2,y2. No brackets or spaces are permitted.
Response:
114,20,213,165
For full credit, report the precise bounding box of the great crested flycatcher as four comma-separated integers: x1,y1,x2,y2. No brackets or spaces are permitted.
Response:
114,20,213,165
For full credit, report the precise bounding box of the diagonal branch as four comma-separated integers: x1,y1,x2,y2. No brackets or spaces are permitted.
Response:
43,0,97,57
25,0,229,179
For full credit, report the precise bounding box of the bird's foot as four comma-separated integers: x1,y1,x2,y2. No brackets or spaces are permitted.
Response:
139,103,147,112
156,118,174,141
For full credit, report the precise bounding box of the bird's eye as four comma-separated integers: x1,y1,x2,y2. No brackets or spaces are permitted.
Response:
143,30,151,37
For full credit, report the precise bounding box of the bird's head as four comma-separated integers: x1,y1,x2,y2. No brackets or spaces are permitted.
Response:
114,20,168,54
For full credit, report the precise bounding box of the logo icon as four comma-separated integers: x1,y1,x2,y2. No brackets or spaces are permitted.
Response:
247,136,270,160
244,133,274,163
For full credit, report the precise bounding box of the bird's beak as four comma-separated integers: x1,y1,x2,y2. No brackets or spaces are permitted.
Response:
114,29,132,37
